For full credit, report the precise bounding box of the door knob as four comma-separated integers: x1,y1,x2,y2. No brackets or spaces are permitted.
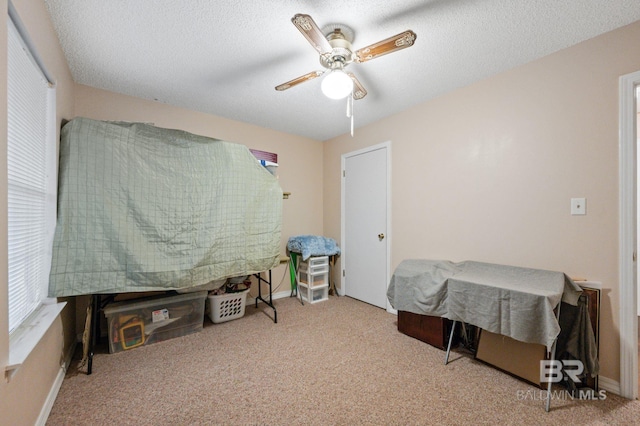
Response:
378,233,385,240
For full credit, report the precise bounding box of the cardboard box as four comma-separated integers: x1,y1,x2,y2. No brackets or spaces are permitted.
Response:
475,329,547,388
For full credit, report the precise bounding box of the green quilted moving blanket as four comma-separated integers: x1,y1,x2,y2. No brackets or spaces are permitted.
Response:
49,117,282,296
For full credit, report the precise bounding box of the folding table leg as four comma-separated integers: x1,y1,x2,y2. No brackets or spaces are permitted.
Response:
545,301,562,412
545,340,558,412
87,294,99,375
444,320,458,365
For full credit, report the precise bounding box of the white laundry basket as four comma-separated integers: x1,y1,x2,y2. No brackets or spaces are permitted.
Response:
208,290,249,323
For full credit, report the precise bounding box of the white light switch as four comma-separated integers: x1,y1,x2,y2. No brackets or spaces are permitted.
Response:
571,198,586,215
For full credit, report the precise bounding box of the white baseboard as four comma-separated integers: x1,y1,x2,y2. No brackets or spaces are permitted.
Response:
247,289,293,305
598,375,621,397
36,365,65,426
36,340,77,426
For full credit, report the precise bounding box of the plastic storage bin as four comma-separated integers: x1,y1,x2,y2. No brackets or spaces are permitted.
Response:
298,256,329,288
207,289,249,323
103,291,207,354
299,256,329,272
298,283,328,304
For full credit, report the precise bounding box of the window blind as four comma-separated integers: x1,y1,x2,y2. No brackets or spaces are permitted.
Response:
7,16,56,333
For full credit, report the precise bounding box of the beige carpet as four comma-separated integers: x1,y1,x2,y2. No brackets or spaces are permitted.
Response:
47,295,639,425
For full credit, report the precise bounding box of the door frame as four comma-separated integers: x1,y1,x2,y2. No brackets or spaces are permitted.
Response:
619,69,639,400
341,141,393,312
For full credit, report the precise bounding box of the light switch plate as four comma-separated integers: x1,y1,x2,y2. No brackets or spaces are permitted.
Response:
571,198,586,215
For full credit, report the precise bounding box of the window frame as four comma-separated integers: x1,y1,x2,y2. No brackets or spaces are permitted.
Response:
5,3,65,381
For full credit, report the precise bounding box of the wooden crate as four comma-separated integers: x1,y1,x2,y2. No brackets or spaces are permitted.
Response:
397,311,454,350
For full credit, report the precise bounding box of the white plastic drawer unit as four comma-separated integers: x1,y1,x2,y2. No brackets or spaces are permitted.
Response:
298,270,329,287
302,255,329,267
297,255,330,288
299,262,330,274
298,283,329,304
298,256,329,275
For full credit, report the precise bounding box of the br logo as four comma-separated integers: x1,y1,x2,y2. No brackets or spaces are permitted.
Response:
540,360,584,383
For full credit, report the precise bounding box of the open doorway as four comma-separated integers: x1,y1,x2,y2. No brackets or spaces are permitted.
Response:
637,84,640,396
619,70,639,400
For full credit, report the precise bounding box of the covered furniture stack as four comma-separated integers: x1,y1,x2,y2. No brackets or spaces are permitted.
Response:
49,117,283,297
48,117,283,370
387,259,599,390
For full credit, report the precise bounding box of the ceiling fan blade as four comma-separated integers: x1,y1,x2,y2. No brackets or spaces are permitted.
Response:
354,30,417,63
275,70,324,91
347,73,367,100
291,14,332,54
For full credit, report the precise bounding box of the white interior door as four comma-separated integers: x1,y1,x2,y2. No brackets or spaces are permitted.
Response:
342,143,390,309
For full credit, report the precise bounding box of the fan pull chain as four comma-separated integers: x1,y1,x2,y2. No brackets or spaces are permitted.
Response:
351,104,354,137
347,94,354,137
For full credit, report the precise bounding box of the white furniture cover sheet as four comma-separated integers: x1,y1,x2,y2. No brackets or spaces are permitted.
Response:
387,259,583,351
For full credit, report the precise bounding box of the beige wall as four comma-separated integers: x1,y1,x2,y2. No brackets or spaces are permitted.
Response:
2,2,639,421
73,84,324,307
0,0,76,425
324,20,640,384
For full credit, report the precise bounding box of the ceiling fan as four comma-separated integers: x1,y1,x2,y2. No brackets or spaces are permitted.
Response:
275,14,417,101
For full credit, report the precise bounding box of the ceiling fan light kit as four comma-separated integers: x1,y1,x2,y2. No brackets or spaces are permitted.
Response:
321,68,353,99
276,14,416,132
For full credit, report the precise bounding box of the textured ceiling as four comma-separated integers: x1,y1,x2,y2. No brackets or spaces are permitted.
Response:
44,0,640,141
